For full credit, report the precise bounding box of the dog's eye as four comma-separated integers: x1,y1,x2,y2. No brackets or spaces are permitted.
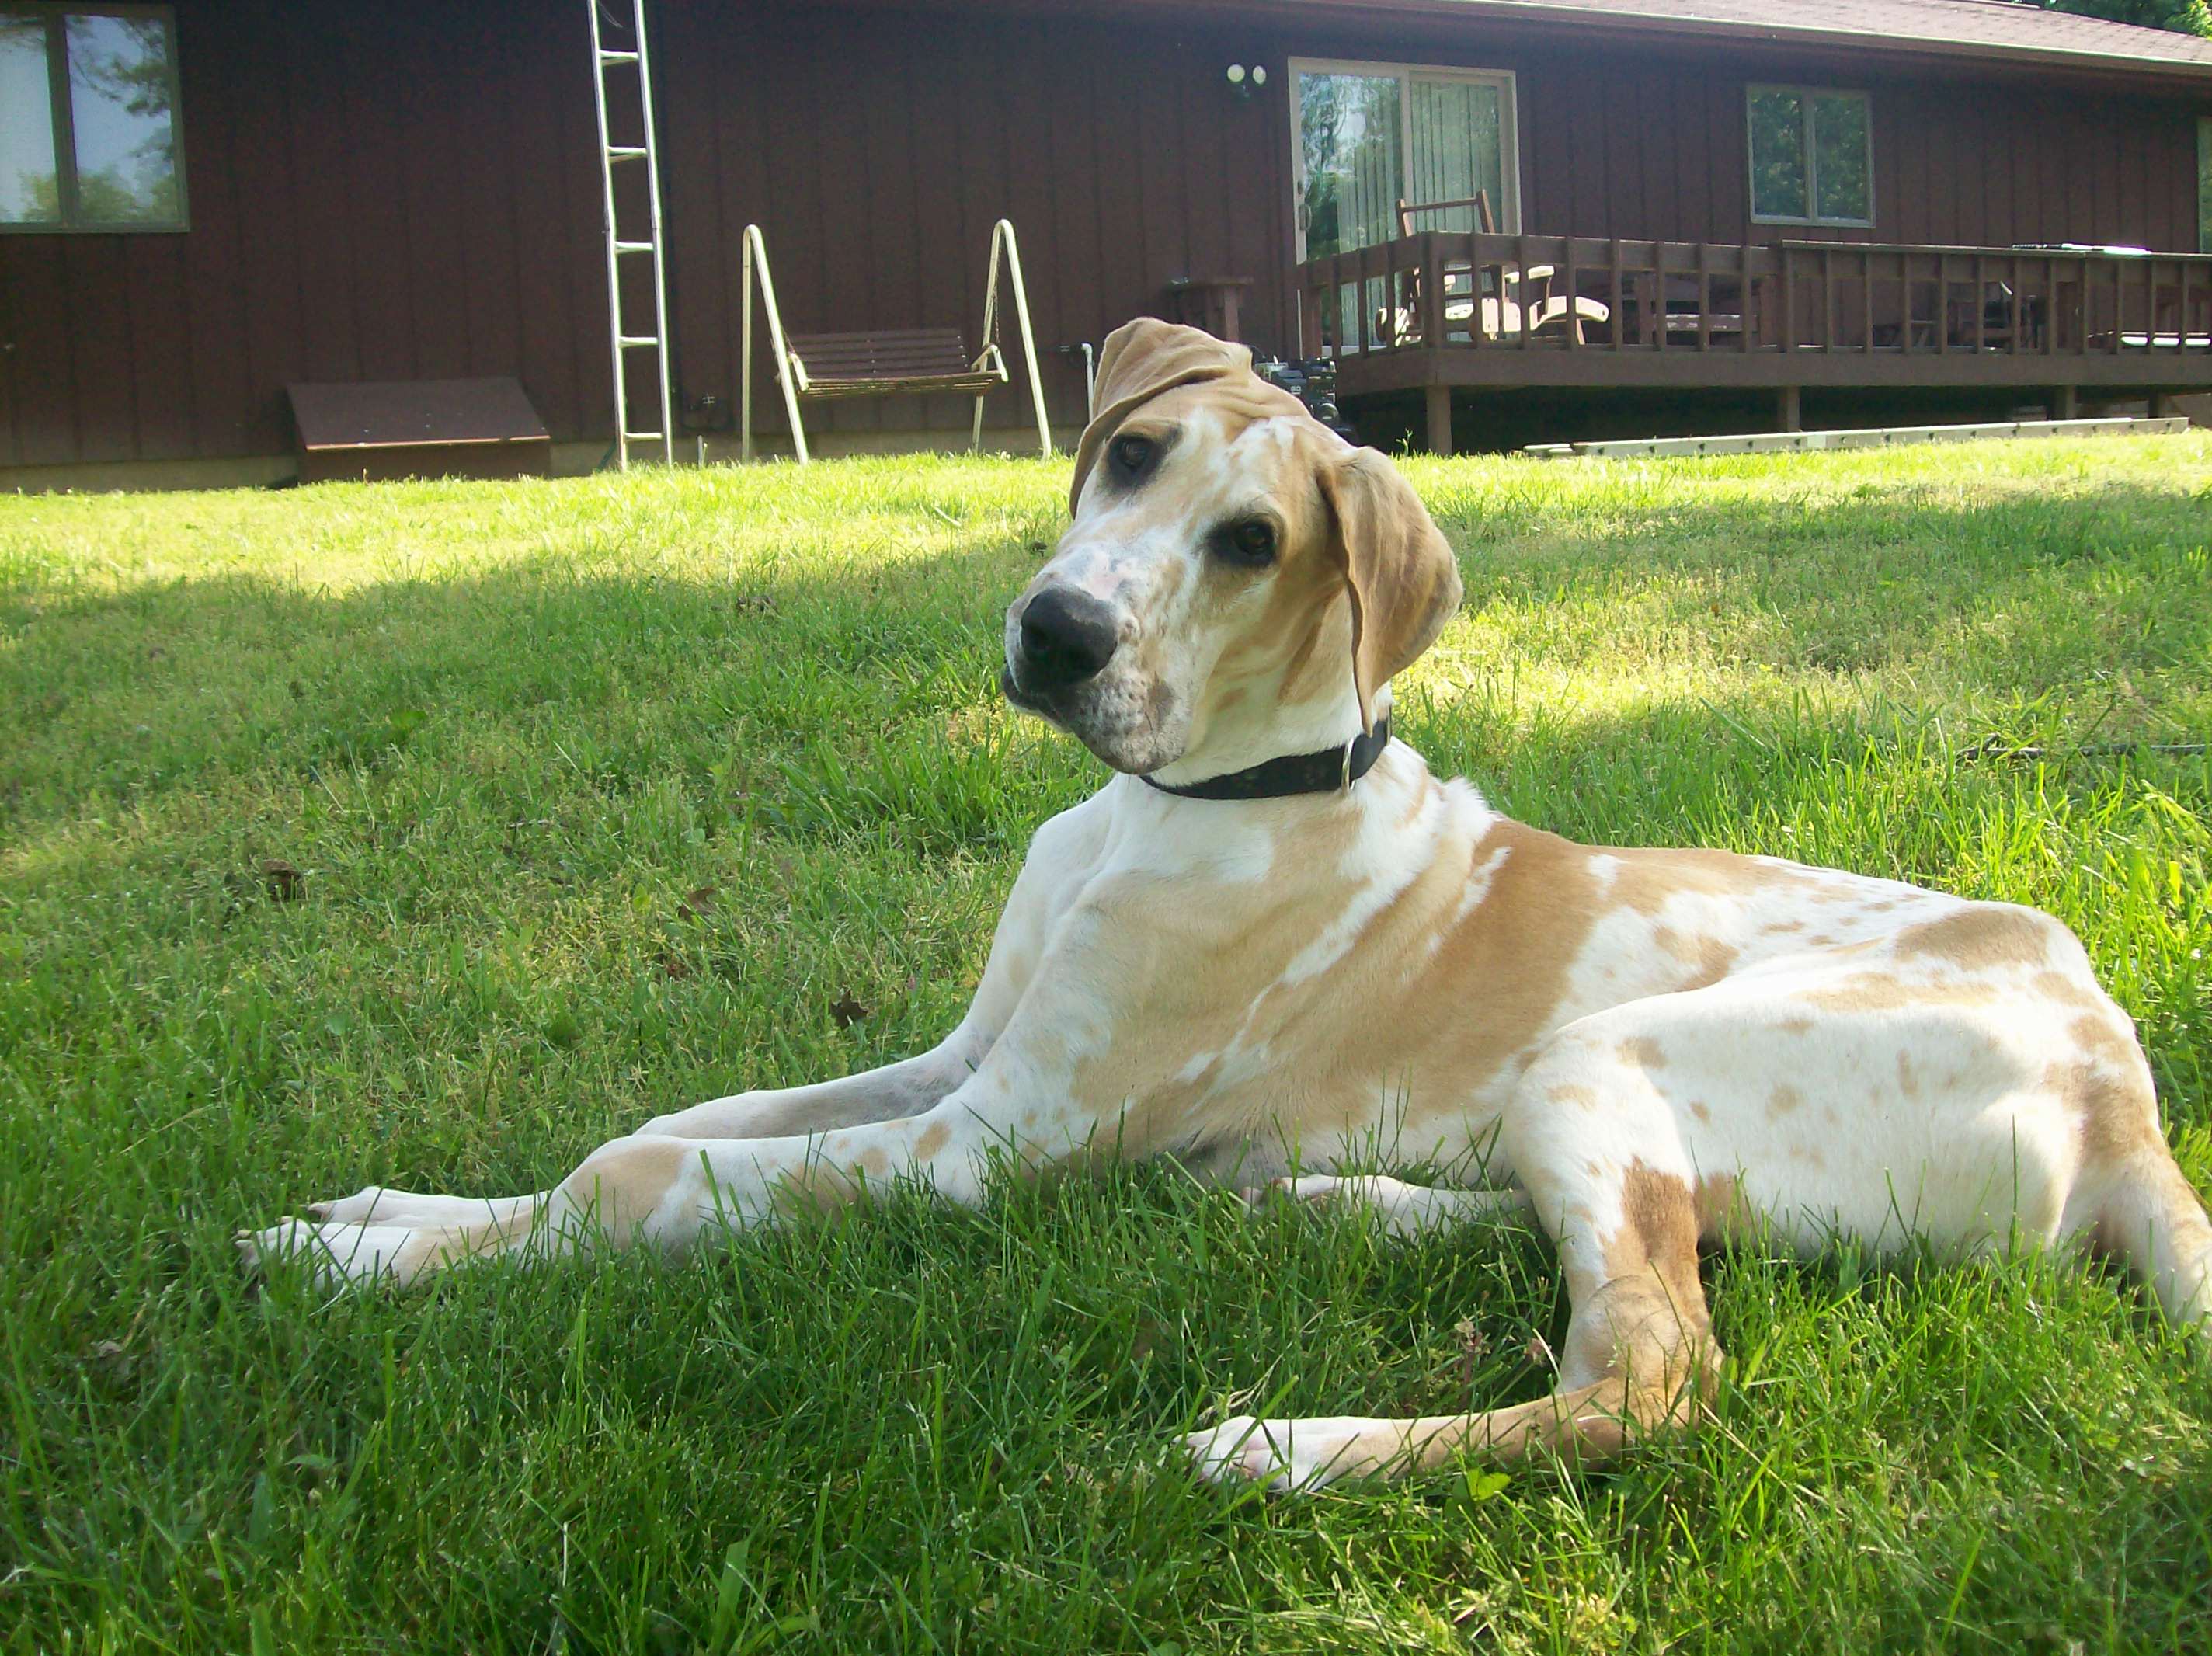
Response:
1110,434,1153,476
1222,519,1277,566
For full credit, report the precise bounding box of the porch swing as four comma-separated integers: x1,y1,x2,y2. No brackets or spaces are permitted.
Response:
739,219,1053,462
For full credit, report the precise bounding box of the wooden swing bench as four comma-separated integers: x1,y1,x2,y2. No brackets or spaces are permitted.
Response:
740,220,1052,461
778,329,1004,401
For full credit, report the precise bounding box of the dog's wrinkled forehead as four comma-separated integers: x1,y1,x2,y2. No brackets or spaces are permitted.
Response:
1068,318,1318,516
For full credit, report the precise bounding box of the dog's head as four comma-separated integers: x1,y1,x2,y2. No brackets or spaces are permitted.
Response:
1003,318,1461,778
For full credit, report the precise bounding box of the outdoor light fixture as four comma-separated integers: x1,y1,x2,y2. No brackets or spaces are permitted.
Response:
1226,62,1266,98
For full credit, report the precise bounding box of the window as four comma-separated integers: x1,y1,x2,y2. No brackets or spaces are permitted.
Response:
2,6,184,231
1748,85,1871,228
1292,60,1519,259
2200,117,2210,254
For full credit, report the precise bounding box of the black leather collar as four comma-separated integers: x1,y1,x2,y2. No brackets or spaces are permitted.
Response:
1142,718,1390,802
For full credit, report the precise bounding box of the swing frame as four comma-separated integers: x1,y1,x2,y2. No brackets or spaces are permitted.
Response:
740,220,1054,463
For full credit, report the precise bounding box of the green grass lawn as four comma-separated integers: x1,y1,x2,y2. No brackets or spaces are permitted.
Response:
5,437,2211,1653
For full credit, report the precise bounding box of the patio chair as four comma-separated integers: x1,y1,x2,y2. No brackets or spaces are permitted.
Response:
1381,191,1610,346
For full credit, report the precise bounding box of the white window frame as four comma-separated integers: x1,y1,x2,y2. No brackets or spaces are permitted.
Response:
0,2,188,235
1747,83,1873,230
1288,57,1522,259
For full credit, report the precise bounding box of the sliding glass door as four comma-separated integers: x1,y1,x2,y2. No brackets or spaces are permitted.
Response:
1292,61,1518,260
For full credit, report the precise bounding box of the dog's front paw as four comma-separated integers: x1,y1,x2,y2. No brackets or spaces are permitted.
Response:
237,1218,422,1289
1183,1414,1373,1491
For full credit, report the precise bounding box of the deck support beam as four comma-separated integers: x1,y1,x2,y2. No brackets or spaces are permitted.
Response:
1425,385,1454,455
2054,384,2079,419
1778,385,1801,431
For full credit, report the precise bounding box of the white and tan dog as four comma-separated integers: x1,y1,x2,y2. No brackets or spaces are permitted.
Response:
247,319,2211,1489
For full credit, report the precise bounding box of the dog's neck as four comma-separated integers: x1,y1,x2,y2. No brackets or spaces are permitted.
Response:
1143,677,1382,793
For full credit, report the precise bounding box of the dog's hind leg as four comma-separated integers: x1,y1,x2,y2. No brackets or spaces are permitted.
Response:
1252,1174,1532,1237
1188,1154,1717,1487
1189,1032,1720,1489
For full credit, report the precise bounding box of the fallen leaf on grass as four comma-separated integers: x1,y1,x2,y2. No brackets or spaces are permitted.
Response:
259,859,304,902
679,885,718,920
830,993,871,1029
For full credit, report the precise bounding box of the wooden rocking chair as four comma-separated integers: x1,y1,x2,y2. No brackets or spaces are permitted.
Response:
740,219,1052,462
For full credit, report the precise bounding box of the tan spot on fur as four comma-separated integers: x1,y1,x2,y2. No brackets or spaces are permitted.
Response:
1768,1084,1804,1118
1692,1171,1738,1233
854,1147,892,1178
1682,938,1738,990
1617,1035,1668,1070
1688,1100,1712,1124
1898,906,2056,972
1807,934,1837,948
2045,1052,2160,1167
1764,919,1807,936
1549,1084,1598,1108
1776,1015,1814,1036
2033,969,2106,1013
1800,972,1998,1014
912,1122,952,1164
1896,1051,1922,1101
567,1138,694,1237
1607,1161,1706,1310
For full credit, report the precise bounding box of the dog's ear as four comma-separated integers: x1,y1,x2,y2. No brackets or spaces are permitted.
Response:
1068,318,1251,515
1318,447,1463,732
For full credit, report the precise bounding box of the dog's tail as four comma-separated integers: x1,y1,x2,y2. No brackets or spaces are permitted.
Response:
2091,1141,2212,1337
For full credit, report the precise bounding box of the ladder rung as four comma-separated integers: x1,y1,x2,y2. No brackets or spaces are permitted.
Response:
614,241,655,254
618,336,661,348
624,433,666,443
598,50,640,64
607,147,648,162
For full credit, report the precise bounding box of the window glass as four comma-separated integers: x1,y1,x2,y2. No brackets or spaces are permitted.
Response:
65,13,180,224
2200,117,2210,253
1748,89,1808,221
1406,77,1503,234
1810,92,1870,223
0,16,58,224
1299,71,1402,261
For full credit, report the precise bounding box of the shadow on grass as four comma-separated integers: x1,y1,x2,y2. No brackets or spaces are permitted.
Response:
5,475,2207,836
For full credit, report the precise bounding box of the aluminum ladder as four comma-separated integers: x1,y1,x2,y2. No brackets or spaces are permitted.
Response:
586,0,674,468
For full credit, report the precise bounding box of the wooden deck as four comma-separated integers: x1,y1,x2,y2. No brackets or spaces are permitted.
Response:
1297,235,2212,450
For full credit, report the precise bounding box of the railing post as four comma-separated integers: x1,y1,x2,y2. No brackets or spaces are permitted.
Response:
1742,245,1760,353
1516,233,1531,350
1782,247,1797,354
1696,242,1712,352
1862,249,1874,355
1563,237,1579,352
1421,232,1444,352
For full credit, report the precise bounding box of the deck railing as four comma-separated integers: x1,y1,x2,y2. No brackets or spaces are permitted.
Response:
1296,233,2212,364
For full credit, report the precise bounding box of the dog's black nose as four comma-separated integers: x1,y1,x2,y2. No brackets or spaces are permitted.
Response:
1018,587,1118,688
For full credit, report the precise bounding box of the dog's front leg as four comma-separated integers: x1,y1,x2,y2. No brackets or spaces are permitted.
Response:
632,1023,990,1141
243,975,1124,1289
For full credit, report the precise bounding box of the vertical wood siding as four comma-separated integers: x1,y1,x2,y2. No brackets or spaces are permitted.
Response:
0,0,607,470
3,0,2207,468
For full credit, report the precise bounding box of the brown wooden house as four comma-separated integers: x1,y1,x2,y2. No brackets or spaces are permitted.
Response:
4,0,2212,487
